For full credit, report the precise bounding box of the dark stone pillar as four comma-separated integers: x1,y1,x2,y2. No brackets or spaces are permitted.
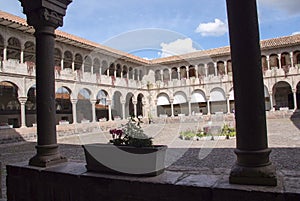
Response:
19,0,72,167
226,0,277,186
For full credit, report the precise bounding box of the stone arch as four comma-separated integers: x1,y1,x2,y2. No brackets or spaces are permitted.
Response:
93,58,100,74
74,53,83,71
171,67,178,79
210,87,226,113
191,89,207,114
77,88,92,123
24,41,35,63
207,62,215,76
156,92,171,117
101,60,108,75
7,37,21,61
84,56,92,73
155,69,161,81
163,68,169,82
96,90,109,121
125,92,134,117
273,81,293,110
112,91,123,119
217,61,225,76
55,86,72,124
173,91,188,116
293,50,300,67
54,48,62,67
137,93,144,117
25,85,36,126
63,51,73,69
0,81,21,127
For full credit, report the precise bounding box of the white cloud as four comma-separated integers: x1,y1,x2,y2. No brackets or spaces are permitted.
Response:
159,38,197,58
258,0,300,15
292,31,300,36
195,19,228,37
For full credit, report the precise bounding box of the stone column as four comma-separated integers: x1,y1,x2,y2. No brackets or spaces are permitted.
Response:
60,57,64,69
20,48,24,63
266,55,271,70
121,100,126,119
71,99,77,124
177,67,180,79
293,89,298,110
278,54,282,68
91,99,97,122
214,62,217,76
20,0,72,167
290,52,294,67
226,0,277,186
18,97,27,128
206,96,211,115
170,99,174,117
195,65,199,79
107,99,112,121
3,42,7,61
204,64,208,77
226,95,231,114
133,100,137,117
224,61,228,75
186,66,189,79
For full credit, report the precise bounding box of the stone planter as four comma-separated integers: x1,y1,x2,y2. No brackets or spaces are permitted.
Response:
82,143,167,176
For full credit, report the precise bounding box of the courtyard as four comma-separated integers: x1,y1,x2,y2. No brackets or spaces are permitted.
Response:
1,116,300,199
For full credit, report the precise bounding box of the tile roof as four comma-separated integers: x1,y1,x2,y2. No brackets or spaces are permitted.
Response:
1,10,300,65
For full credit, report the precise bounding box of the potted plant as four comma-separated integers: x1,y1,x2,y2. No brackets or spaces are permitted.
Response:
82,117,167,176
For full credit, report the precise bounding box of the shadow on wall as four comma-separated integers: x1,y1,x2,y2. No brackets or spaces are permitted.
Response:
290,110,300,130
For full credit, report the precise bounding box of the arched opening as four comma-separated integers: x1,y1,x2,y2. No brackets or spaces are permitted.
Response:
171,67,178,79
84,56,92,73
155,70,161,82
217,61,225,76
101,60,108,75
227,60,232,75
156,93,171,117
54,48,62,72
0,35,4,61
134,69,138,80
123,65,128,78
56,87,72,124
139,69,143,81
7,37,21,61
163,69,169,82
109,63,115,77
198,64,205,77
24,41,35,63
126,93,134,118
25,85,36,127
294,51,300,67
112,91,122,119
63,51,73,69
0,81,20,128
173,91,188,116
261,56,268,73
210,88,227,113
229,88,235,113
128,67,133,79
137,94,144,117
77,89,92,123
191,90,207,115
207,62,215,76
270,54,279,68
116,64,122,77
180,66,187,79
264,86,271,111
96,90,109,121
74,53,83,71
189,65,196,78
273,81,293,110
93,58,100,75
296,82,300,110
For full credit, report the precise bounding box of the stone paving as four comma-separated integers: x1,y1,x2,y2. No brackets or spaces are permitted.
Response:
0,117,300,199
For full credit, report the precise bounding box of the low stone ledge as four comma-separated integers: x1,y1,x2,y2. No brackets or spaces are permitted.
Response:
6,162,300,201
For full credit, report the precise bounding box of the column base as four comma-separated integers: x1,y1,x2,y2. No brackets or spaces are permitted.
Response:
229,163,277,186
29,144,67,167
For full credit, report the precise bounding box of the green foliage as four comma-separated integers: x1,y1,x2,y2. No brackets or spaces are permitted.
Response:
221,124,236,137
109,117,153,147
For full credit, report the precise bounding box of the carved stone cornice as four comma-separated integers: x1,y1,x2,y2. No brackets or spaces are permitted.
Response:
19,0,72,29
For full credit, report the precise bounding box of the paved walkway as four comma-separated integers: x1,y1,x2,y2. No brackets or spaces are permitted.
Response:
0,118,300,199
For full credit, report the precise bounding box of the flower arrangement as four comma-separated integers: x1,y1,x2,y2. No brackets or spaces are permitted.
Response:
109,117,153,147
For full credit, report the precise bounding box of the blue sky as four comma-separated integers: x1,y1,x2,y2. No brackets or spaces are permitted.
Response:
1,0,300,59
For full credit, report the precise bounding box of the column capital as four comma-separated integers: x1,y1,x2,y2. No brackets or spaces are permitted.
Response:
18,96,28,104
19,0,72,29
90,99,97,104
70,99,77,104
132,100,138,105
